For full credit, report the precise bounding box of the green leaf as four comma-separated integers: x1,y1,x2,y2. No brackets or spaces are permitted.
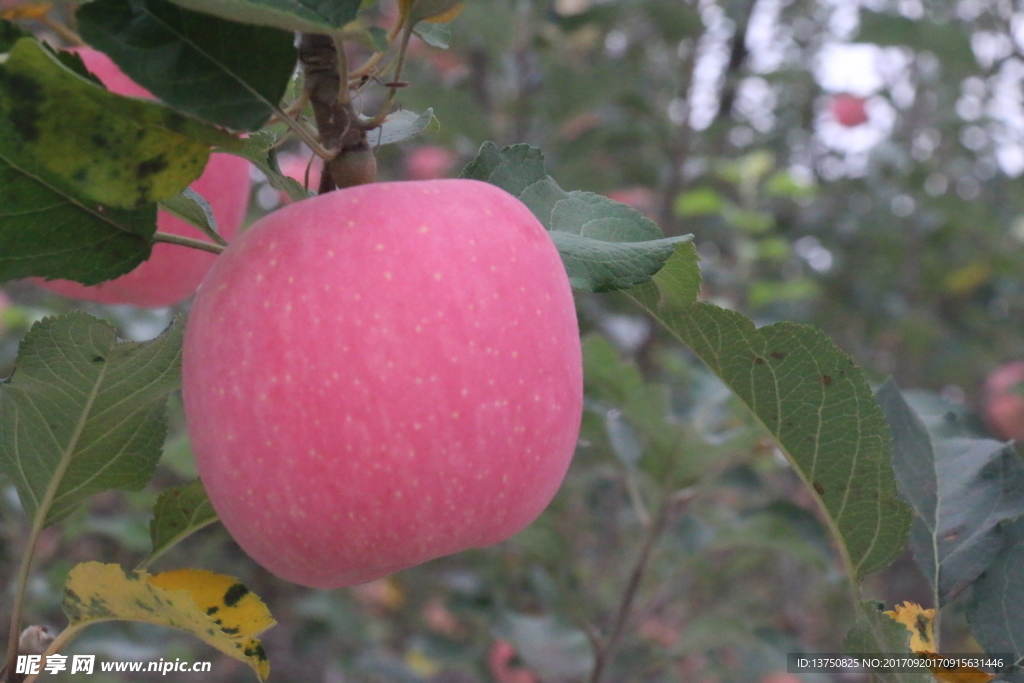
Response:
581,334,716,484
225,131,310,203
843,601,932,683
0,153,156,284
0,17,32,51
365,108,436,147
162,0,361,34
78,0,297,131
413,20,452,49
674,187,724,217
878,379,1024,605
550,231,692,293
967,516,1024,664
0,37,238,209
0,313,184,526
497,613,594,682
627,282,911,578
463,142,692,293
146,479,218,566
159,188,222,243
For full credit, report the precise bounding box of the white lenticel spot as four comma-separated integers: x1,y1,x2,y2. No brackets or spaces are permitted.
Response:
384,272,392,280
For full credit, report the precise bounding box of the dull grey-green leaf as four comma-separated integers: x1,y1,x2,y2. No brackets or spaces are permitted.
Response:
550,231,691,292
0,313,184,526
365,108,436,147
497,613,594,683
879,379,1024,604
967,516,1024,664
465,142,694,293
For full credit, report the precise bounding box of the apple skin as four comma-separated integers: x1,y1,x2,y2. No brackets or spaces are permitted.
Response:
830,93,869,128
34,48,251,308
983,362,1024,442
182,179,583,588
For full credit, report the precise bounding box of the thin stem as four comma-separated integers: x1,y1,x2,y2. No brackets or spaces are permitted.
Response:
368,20,415,126
334,37,349,105
152,232,224,255
39,16,83,46
270,104,333,160
588,491,681,683
348,7,408,82
3,524,45,678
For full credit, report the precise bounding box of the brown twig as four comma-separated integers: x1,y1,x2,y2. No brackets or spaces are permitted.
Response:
587,491,689,683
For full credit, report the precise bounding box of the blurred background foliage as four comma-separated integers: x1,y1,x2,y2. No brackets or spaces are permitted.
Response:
3,0,1024,681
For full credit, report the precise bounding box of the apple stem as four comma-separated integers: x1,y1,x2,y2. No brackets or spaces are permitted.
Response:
153,232,225,255
587,490,689,683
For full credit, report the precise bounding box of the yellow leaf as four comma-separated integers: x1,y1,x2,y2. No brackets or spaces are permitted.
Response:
884,602,993,683
63,563,275,681
1,2,52,20
423,3,463,23
398,0,463,24
884,601,937,653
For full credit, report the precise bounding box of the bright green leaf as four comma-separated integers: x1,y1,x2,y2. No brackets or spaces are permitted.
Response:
414,20,452,49
78,0,298,131
0,313,184,526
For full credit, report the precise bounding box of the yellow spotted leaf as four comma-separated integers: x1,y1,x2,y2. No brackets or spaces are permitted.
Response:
885,602,994,683
63,562,275,681
0,38,239,209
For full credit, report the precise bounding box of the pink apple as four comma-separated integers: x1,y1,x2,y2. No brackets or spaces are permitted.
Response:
33,48,251,307
830,93,869,128
488,640,539,683
182,179,582,588
0,289,10,336
983,362,1024,442
404,146,457,181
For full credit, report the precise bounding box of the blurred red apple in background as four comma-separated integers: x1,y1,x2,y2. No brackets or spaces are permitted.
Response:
984,362,1024,442
182,179,582,588
276,152,323,202
34,48,251,308
830,93,869,127
608,186,657,220
404,145,457,180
